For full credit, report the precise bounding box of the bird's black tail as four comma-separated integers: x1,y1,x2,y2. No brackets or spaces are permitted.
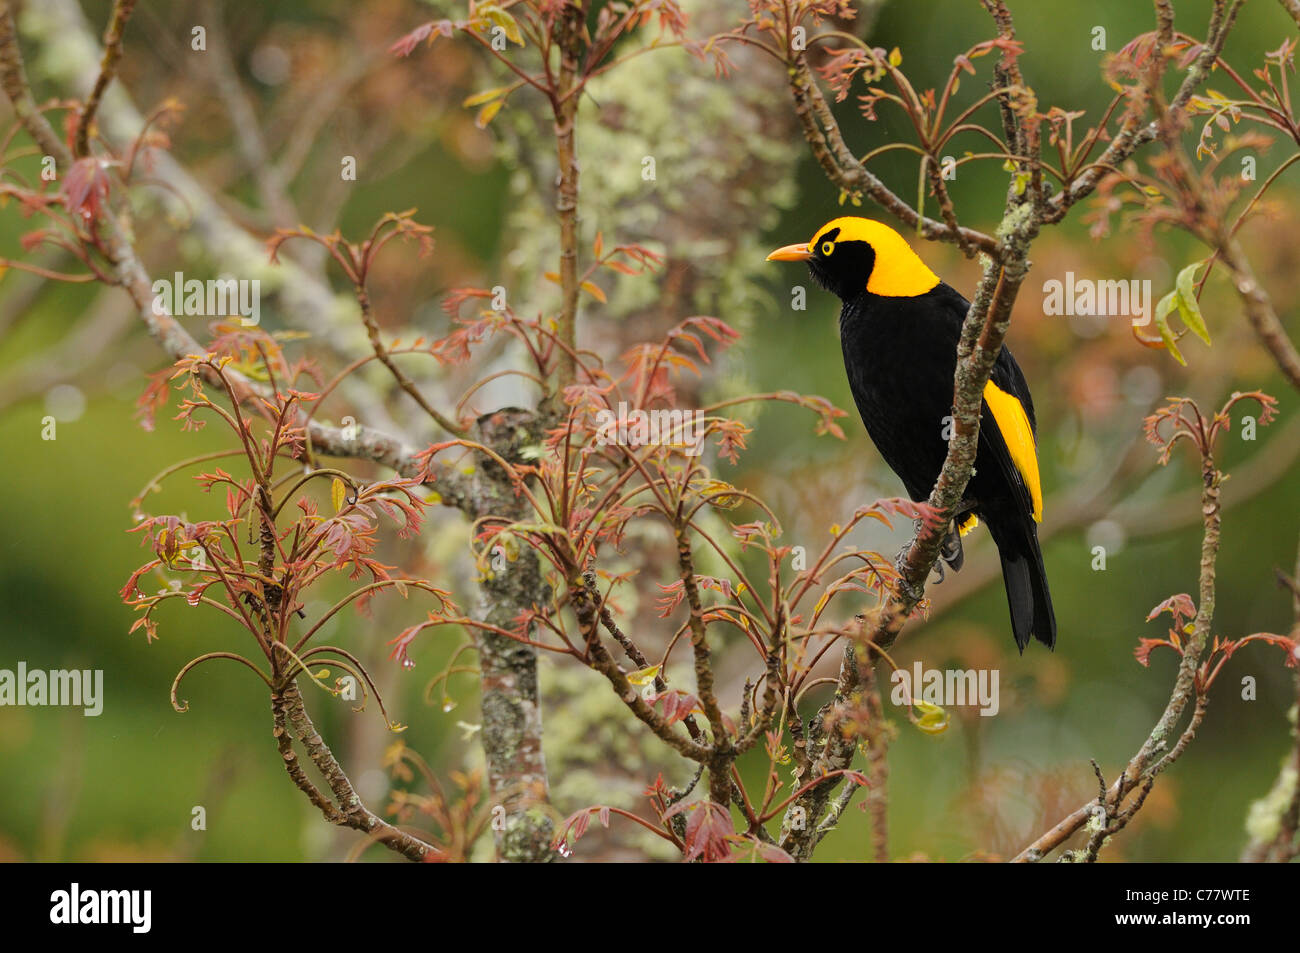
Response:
987,513,1056,652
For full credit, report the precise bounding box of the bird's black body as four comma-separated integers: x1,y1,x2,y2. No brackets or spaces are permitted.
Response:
839,283,1055,650
770,216,1056,652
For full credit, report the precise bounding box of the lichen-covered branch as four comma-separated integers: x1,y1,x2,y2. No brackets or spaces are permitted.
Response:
780,639,860,858
455,409,557,862
273,683,436,862
674,529,735,804
32,0,405,437
1078,761,1157,863
549,2,585,386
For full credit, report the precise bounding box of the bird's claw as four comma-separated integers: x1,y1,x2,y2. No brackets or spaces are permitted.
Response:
893,545,927,603
897,575,926,603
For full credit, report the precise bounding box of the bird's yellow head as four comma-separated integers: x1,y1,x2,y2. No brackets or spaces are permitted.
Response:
766,216,940,300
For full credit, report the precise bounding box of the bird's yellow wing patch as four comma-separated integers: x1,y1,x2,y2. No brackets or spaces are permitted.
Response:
958,513,980,536
982,380,1043,522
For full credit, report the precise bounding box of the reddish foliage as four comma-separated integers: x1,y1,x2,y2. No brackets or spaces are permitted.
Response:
62,157,112,222
663,800,734,863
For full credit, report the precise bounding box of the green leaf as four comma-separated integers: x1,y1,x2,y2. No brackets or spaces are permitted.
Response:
497,521,568,537
912,700,949,735
474,99,505,128
331,477,346,513
1154,291,1187,366
1174,261,1212,346
699,478,744,509
462,85,510,108
479,5,524,45
627,665,661,686
229,360,270,382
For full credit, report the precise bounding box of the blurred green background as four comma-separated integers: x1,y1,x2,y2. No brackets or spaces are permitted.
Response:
1,0,1298,861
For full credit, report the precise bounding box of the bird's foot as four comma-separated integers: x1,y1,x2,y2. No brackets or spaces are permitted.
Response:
893,545,927,603
893,541,910,571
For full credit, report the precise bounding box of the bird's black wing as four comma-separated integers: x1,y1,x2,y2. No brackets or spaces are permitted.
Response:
990,345,1038,436
927,284,1040,517
929,287,1055,650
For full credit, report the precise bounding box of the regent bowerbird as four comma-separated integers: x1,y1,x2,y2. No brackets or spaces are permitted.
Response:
768,216,1055,651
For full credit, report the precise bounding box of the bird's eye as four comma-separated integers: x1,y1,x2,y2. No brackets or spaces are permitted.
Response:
820,241,835,256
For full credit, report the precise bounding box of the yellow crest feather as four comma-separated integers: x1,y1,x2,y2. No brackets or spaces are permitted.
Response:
810,217,940,297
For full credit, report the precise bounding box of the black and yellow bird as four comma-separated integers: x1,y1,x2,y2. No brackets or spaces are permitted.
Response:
768,216,1055,651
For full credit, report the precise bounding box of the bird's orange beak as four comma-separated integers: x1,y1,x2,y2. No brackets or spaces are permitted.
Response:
765,242,811,262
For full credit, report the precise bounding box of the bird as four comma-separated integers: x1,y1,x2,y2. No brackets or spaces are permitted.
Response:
767,216,1055,651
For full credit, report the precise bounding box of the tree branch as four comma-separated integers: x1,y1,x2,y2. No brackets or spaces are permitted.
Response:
273,682,436,862
1216,238,1300,394
75,0,136,157
1015,438,1224,862
786,49,999,255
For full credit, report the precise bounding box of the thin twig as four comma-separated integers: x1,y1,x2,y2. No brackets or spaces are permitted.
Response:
76,0,137,157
